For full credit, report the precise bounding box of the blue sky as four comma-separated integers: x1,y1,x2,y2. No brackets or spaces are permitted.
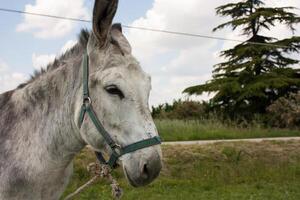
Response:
0,0,153,74
0,0,299,106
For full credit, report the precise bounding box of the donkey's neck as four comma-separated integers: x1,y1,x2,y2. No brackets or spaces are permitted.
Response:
0,47,89,200
12,52,86,168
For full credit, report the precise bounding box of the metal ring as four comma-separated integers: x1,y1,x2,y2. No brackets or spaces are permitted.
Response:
83,97,91,106
112,143,121,149
113,144,122,155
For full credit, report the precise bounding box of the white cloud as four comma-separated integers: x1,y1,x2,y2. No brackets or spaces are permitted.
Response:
126,0,300,106
0,59,27,93
61,40,77,54
32,39,78,70
127,0,229,105
17,0,89,39
150,73,212,105
32,53,56,70
0,38,78,93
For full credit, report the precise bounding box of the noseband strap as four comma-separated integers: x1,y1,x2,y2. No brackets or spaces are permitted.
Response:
78,52,161,168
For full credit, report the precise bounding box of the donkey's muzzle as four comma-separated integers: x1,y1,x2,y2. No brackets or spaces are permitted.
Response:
124,148,162,187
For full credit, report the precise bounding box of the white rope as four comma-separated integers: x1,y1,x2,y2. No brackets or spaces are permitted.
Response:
64,175,100,200
64,162,123,200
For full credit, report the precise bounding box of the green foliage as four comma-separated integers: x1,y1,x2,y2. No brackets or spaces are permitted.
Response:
267,92,300,128
184,0,300,117
151,99,300,140
151,99,209,119
155,119,300,141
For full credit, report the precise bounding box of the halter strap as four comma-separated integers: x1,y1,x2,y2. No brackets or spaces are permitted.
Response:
78,52,161,168
82,51,89,98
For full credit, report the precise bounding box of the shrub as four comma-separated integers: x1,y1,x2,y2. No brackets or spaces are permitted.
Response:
266,92,300,128
151,99,208,120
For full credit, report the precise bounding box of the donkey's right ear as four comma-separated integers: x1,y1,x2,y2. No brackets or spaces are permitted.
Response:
92,0,119,48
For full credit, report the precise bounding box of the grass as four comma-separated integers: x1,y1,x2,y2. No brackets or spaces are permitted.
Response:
155,119,300,141
62,140,300,200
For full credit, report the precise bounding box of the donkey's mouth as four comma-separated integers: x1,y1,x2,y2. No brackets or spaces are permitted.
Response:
124,167,139,187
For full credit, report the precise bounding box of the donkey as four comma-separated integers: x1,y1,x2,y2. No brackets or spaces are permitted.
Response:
0,0,162,199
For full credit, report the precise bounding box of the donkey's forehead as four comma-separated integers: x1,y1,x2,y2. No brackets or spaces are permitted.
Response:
106,54,148,74
97,56,150,84
104,65,150,83
103,54,137,70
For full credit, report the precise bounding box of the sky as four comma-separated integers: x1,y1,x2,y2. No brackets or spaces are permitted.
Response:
0,0,299,106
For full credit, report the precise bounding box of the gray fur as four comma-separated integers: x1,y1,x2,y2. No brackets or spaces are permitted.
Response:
0,1,162,199
0,39,85,199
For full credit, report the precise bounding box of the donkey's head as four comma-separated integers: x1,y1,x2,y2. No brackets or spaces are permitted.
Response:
75,0,162,187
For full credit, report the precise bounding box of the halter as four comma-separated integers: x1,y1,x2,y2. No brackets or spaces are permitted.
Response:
77,52,161,168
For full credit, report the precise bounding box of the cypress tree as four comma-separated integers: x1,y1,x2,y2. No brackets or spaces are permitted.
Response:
184,0,300,117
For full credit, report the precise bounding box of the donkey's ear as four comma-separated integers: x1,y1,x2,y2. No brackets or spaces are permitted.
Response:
111,23,132,54
92,0,119,47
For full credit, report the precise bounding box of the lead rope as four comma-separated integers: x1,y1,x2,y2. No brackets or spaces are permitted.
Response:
64,162,123,200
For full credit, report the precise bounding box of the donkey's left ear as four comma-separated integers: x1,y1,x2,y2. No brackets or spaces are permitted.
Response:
111,23,132,55
92,0,118,48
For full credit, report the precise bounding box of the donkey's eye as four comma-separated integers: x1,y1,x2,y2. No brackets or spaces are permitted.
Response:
105,85,125,99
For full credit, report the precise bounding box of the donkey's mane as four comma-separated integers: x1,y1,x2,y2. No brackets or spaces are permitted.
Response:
0,29,91,140
17,29,91,89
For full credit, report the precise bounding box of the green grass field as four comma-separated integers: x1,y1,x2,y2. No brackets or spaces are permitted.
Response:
62,140,300,200
155,119,300,141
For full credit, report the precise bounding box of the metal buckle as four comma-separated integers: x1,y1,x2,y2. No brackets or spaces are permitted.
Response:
112,143,122,156
83,97,91,106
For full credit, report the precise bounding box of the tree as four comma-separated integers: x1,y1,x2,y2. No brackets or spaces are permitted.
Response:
184,0,300,117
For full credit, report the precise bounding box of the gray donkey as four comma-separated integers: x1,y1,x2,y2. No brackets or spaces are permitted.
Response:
0,0,162,199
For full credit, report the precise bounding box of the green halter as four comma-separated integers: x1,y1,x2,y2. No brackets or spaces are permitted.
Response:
78,52,161,168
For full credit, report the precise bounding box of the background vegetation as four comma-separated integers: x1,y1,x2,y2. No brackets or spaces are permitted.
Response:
155,119,300,141
151,93,299,141
184,0,300,118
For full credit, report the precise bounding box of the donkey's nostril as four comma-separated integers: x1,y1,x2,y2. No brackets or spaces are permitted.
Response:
141,163,149,179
